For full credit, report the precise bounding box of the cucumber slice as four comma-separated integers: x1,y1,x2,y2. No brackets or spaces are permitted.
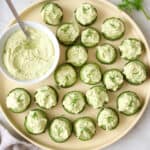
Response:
24,109,48,135
56,23,80,46
86,86,109,109
6,88,31,113
54,63,77,88
81,27,100,48
41,2,63,26
117,91,142,115
62,91,86,114
123,60,147,85
96,43,117,64
97,107,119,131
66,44,88,67
80,63,102,85
119,38,143,60
74,3,97,26
34,86,58,109
101,17,125,40
103,69,124,92
73,117,96,141
49,117,72,143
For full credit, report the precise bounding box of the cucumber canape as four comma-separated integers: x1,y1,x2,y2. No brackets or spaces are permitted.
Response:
123,60,147,85
6,88,31,113
80,63,102,85
54,63,77,88
97,107,119,131
66,44,88,67
24,109,48,135
49,117,72,143
119,38,143,60
62,91,86,114
103,69,124,91
56,23,80,46
73,117,96,141
96,43,117,64
81,27,100,48
86,85,109,109
101,17,125,40
34,86,58,109
117,91,142,115
74,3,97,26
41,2,63,26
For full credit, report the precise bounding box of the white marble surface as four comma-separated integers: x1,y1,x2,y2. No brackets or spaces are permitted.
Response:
0,0,150,150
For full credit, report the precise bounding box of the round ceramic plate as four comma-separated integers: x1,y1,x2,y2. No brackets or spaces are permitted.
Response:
0,0,150,150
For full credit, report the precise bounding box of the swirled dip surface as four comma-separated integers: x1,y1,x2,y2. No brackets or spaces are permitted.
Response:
3,27,55,80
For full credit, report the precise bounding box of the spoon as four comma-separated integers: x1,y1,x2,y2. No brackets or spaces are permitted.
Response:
5,0,30,39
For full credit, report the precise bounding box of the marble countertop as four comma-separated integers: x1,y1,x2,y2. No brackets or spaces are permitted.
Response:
0,0,150,150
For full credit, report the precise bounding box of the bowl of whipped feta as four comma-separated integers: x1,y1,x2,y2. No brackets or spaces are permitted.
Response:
0,21,60,84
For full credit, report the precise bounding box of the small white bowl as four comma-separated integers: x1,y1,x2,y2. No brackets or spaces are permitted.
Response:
0,21,60,85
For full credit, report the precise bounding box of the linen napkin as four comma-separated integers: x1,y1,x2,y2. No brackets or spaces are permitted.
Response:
0,123,40,150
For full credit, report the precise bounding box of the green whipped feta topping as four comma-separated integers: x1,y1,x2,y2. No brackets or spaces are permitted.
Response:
96,44,117,64
6,88,31,113
49,117,72,142
67,45,88,67
41,2,63,25
97,108,119,131
35,86,57,109
75,3,97,25
74,117,96,141
80,63,102,84
81,28,100,47
63,91,86,114
119,38,143,60
25,109,48,134
101,17,125,40
86,86,109,109
103,69,124,91
123,60,147,84
56,23,80,45
55,64,77,87
117,91,141,115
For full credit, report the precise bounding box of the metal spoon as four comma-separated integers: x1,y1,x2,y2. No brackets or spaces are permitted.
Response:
5,0,30,39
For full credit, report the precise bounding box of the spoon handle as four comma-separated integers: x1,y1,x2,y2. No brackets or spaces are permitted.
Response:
5,0,29,38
